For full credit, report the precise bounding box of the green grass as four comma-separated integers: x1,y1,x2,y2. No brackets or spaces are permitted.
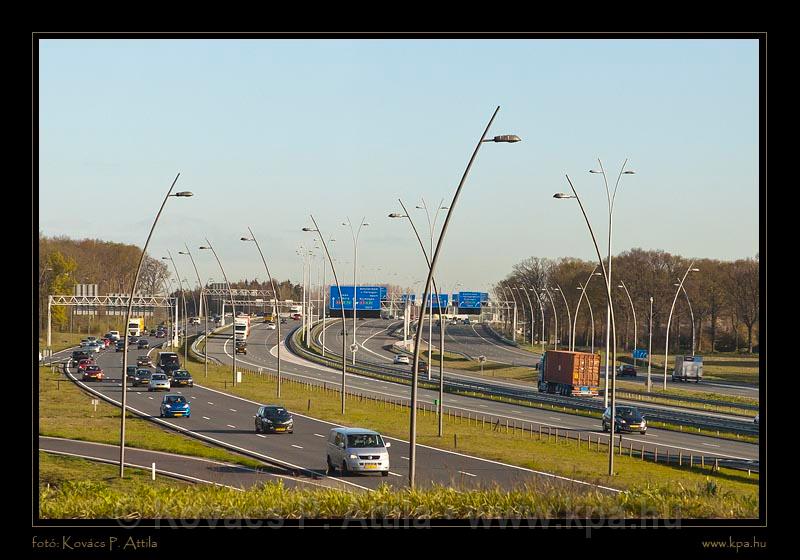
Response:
613,380,759,406
39,332,92,353
421,345,539,382
39,454,757,519
38,366,262,469
184,358,758,503
39,452,188,493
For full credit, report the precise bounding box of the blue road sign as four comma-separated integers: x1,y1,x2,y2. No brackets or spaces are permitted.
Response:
329,286,382,311
633,348,648,359
425,293,448,308
458,291,483,309
400,293,416,303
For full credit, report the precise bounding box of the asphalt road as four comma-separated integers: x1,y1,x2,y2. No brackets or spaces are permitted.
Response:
60,339,616,493
207,321,758,466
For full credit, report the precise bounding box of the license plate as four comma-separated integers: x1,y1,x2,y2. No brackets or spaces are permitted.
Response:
365,464,377,469
581,386,589,392
274,427,286,432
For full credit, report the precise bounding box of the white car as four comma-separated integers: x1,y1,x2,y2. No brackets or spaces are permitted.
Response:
87,343,102,354
393,354,410,365
265,322,276,330
189,317,201,325
148,372,171,392
80,339,92,348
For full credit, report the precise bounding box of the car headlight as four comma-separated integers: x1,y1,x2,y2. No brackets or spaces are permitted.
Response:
164,404,172,409
349,454,358,460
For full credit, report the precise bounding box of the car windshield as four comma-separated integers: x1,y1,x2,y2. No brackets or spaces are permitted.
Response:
165,396,186,404
137,371,151,377
264,407,289,419
617,408,640,418
347,434,384,448
152,374,167,381
174,371,190,379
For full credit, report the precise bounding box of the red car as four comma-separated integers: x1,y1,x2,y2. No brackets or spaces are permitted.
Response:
77,358,96,371
291,313,302,320
101,338,111,347
82,365,105,381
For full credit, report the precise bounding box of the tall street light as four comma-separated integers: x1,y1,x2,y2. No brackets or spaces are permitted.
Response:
408,106,519,487
514,285,536,348
319,238,335,357
589,159,635,408
648,296,654,392
416,198,448,378
162,253,187,363
552,284,572,351
119,173,190,477
576,285,596,352
503,284,521,343
673,280,696,356
199,240,237,387
304,219,347,414
389,200,446,437
342,218,369,365
241,227,282,397
179,245,209,379
526,286,546,353
617,280,638,368
554,174,619,477
573,267,602,351
541,286,558,350
664,264,699,388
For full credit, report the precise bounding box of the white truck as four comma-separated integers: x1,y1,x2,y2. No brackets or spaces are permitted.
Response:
127,318,144,337
234,316,251,341
673,355,703,383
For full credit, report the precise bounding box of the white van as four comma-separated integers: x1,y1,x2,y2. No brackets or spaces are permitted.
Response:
326,427,391,477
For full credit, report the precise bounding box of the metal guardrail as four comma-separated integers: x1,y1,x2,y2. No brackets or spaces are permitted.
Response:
295,320,759,437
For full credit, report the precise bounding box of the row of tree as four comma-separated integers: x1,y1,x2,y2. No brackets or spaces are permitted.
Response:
494,249,759,354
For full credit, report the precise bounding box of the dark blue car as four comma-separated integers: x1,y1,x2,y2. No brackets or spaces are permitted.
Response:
159,394,191,418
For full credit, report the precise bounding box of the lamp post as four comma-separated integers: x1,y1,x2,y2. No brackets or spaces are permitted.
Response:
515,285,536,348
389,200,446,437
199,240,237,387
304,220,347,414
119,174,190,477
179,245,209,379
320,238,335,357
576,285,596,352
648,296,653,392
416,198,448,379
673,280,696,355
541,286,558,350
589,159,635,408
664,264,699,389
554,174,619,477
552,284,572,351
526,286,546,353
573,267,601,351
241,227,282,397
618,280,638,367
342,218,369,365
408,106,519,487
503,284,521,344
162,253,187,363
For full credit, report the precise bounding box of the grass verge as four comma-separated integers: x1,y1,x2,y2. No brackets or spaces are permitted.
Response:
38,365,262,469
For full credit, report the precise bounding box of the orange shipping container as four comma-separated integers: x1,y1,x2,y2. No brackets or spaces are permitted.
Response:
542,350,600,390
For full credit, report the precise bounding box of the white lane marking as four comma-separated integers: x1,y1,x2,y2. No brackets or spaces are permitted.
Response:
291,444,304,449
148,396,154,400
548,417,561,421
256,434,266,438
207,402,215,405
227,424,237,429
388,472,402,477
229,408,237,412
479,405,488,408
401,456,409,461
202,416,211,420
458,471,477,477
190,396,196,399
702,443,721,448
313,433,326,438
469,324,539,360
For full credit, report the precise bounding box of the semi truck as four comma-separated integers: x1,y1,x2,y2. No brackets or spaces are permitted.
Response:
234,316,251,341
127,318,144,337
673,355,703,383
538,350,600,397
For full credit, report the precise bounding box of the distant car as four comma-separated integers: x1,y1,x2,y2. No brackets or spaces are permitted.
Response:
291,313,302,320
616,365,638,378
148,372,170,392
416,361,428,374
602,406,647,434
126,365,138,381
88,343,103,354
462,318,471,325
77,358,95,371
171,370,194,388
82,365,105,382
115,340,126,352
100,338,111,347
280,318,287,324
137,355,154,368
71,350,91,364
155,330,166,338
393,355,410,365
235,341,247,355
137,339,150,349
79,339,92,348
160,394,191,418
265,322,276,330
132,369,152,386
189,317,201,325
254,405,294,434
87,336,97,342
128,336,139,345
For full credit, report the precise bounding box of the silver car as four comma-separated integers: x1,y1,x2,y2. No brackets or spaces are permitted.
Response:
148,372,171,392
393,354,410,365
326,427,391,477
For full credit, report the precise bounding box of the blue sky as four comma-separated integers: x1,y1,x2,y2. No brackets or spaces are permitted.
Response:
38,38,759,294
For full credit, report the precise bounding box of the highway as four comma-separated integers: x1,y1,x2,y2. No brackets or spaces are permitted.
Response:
208,320,758,466
58,338,619,493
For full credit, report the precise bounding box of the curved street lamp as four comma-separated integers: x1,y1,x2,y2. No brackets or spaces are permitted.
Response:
179,245,209,379
617,280,638,367
304,220,347,414
199,240,237,388
341,218,369,365
664,264,699,388
541,286,558,350
416,198,448,377
552,284,572,351
241,227,282,397
119,174,190,477
408,106,519,488
573,267,601,351
673,279,696,355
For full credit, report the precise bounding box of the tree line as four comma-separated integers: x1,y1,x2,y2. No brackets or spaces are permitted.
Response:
495,249,759,354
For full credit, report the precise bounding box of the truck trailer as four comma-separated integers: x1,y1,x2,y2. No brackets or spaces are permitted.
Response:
672,355,703,383
234,316,251,341
538,350,600,397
